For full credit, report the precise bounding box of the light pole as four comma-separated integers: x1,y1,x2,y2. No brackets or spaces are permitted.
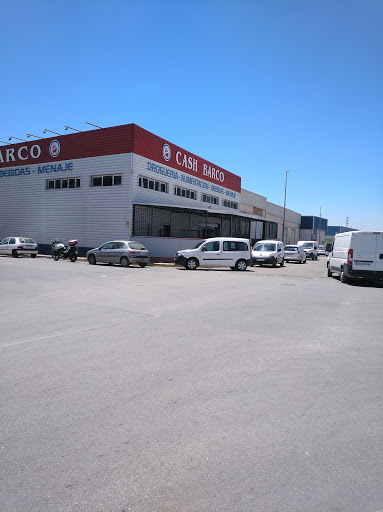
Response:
281,170,291,244
319,206,324,244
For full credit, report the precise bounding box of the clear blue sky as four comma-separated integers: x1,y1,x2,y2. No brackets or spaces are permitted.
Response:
2,0,382,230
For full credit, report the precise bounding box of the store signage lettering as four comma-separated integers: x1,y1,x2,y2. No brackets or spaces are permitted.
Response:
203,164,224,183
0,162,73,178
168,147,225,184
175,151,198,172
147,161,236,197
0,144,41,163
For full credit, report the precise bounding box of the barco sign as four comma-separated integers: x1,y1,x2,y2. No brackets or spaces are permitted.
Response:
0,141,61,164
0,145,41,163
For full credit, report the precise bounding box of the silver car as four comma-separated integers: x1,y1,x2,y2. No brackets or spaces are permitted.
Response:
318,245,328,256
283,245,306,264
86,240,150,267
0,237,38,258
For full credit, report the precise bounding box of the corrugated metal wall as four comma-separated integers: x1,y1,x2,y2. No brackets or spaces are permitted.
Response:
0,153,133,249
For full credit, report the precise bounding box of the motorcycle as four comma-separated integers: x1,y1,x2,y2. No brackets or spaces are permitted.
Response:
51,239,78,262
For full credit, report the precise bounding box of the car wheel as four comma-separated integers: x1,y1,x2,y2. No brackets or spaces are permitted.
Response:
235,259,248,271
299,259,303,264
327,266,332,277
272,258,277,267
340,268,348,283
31,254,37,258
120,256,130,267
185,258,198,270
303,258,307,263
87,254,96,265
12,250,19,258
139,263,147,268
280,258,284,267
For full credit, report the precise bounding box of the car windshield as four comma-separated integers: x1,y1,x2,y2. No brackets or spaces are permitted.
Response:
254,243,276,251
193,240,206,249
284,246,297,251
300,243,313,249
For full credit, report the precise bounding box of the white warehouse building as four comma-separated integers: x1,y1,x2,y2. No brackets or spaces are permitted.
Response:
0,124,301,260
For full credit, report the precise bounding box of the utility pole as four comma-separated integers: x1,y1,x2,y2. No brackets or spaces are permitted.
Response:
282,170,291,244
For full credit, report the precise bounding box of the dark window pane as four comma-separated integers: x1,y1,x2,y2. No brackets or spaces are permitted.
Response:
92,176,102,186
103,175,113,186
114,175,122,185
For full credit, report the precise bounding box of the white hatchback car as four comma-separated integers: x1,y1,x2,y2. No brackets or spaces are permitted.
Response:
283,245,307,263
0,237,39,258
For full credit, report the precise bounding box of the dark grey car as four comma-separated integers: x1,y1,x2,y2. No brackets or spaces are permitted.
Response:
86,240,150,267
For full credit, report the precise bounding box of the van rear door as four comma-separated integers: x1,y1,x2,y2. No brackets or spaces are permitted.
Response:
374,233,383,273
352,232,379,272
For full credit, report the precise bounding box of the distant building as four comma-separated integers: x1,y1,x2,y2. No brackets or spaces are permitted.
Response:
326,226,357,237
299,216,328,245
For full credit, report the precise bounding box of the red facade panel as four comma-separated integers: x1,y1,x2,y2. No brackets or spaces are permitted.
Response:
1,123,241,192
0,125,134,168
132,125,241,193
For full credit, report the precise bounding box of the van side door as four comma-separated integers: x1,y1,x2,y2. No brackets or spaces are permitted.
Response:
200,240,221,267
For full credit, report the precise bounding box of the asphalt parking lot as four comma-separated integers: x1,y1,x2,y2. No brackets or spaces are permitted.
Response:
1,255,382,512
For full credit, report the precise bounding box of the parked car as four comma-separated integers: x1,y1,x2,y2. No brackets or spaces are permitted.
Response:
0,237,38,258
318,245,328,256
174,237,251,270
297,241,318,260
327,230,383,283
86,240,150,267
252,240,284,267
283,245,307,263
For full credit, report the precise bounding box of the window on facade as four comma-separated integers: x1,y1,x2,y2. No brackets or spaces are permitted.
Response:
202,194,218,205
138,176,168,194
91,174,122,187
47,178,80,190
174,186,196,200
223,199,238,209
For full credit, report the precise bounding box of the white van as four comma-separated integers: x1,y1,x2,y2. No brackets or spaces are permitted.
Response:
251,240,284,267
174,237,252,271
297,240,318,260
327,230,383,283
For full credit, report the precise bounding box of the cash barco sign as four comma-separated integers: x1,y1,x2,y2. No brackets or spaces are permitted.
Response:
164,144,225,183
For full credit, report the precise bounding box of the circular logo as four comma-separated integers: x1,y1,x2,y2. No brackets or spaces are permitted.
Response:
163,143,171,161
49,140,60,157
